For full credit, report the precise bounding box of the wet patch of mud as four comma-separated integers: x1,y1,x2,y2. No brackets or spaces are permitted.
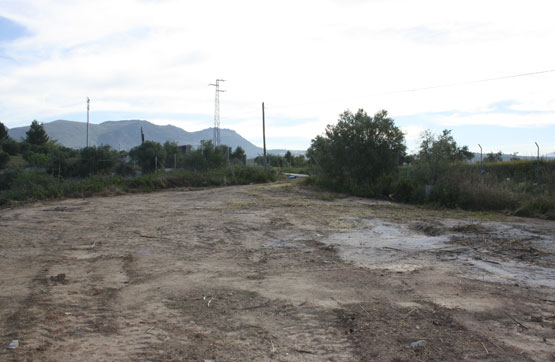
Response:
323,217,555,288
411,222,445,236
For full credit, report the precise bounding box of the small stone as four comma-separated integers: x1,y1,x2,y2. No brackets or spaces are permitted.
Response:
410,340,426,349
8,340,19,350
530,316,543,323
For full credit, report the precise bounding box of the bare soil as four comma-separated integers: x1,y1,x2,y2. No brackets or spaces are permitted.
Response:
1,181,554,361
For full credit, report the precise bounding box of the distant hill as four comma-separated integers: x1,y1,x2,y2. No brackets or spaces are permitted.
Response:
7,119,306,159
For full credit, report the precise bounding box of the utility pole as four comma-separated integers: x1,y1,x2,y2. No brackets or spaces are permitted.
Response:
478,144,483,174
86,97,90,148
262,102,267,170
209,79,226,147
535,142,540,184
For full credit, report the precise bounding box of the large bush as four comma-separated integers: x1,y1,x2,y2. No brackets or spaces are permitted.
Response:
181,140,227,171
412,129,473,184
307,109,406,196
77,145,119,177
130,141,167,173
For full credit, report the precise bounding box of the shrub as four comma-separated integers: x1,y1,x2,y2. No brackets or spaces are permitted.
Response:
232,166,276,184
307,109,406,195
2,139,20,155
129,141,167,174
392,178,425,203
0,166,276,207
0,152,9,169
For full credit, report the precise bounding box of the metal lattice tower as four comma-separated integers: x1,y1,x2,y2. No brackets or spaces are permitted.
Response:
86,97,90,148
209,79,225,146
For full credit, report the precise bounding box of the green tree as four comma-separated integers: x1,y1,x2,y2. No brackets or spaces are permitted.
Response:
197,141,225,169
415,129,473,183
254,154,284,167
484,151,503,163
284,151,293,166
180,141,233,171
231,146,246,166
307,109,406,193
114,150,135,176
0,122,9,143
129,141,166,173
47,145,71,177
163,141,179,168
292,154,307,167
25,120,49,146
77,145,118,177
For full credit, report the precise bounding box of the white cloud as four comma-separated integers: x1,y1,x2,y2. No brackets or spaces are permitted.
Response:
400,125,426,142
437,112,555,128
1,0,554,151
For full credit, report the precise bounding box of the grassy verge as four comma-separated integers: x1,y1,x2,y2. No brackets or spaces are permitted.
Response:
280,166,312,175
305,160,555,220
0,167,276,207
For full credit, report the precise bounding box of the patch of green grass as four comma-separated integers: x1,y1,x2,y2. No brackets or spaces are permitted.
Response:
0,166,276,207
7,155,29,168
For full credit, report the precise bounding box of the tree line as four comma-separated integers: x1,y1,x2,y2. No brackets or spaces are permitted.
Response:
3,114,553,218
1,120,312,175
0,120,252,177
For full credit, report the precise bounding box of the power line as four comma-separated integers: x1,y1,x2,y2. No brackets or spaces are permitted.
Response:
398,69,555,94
267,68,555,112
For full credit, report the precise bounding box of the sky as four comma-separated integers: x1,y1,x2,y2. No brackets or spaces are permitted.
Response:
1,0,554,156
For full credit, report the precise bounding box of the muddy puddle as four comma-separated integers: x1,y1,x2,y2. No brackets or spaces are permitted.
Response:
323,217,555,288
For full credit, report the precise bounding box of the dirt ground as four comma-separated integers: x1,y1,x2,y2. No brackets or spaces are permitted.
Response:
1,180,554,361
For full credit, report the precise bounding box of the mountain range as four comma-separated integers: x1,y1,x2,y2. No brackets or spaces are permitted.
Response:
7,120,306,159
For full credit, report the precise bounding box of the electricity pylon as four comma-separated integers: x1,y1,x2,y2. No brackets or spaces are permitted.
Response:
86,97,90,148
209,79,225,147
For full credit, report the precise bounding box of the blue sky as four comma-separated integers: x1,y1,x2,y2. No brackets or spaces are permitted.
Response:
1,0,554,155
0,16,26,42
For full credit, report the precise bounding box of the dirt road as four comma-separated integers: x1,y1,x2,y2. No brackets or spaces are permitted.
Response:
1,181,554,361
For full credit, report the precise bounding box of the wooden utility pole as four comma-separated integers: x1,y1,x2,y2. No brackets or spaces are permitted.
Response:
86,97,90,148
262,102,267,170
535,142,540,184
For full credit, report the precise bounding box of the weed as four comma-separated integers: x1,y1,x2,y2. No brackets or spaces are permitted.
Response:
0,166,276,207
